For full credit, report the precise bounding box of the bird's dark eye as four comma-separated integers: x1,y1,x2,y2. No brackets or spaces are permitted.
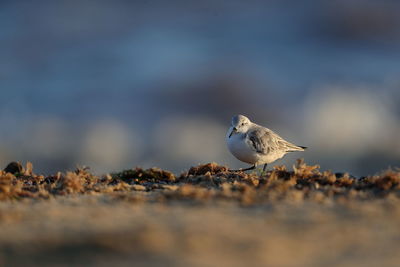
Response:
241,123,245,126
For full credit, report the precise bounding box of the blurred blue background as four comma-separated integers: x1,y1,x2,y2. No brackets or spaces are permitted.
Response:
1,0,400,176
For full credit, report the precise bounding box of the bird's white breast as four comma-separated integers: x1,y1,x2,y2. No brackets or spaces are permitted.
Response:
226,129,259,164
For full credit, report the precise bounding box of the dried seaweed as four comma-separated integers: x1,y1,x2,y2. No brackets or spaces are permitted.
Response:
0,160,399,204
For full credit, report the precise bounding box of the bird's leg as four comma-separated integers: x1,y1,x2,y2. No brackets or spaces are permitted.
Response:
263,164,268,172
229,165,256,172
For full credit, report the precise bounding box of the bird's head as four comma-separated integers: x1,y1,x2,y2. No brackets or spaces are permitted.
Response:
229,114,251,137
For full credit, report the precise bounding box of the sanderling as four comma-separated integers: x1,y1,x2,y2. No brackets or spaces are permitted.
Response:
226,114,307,172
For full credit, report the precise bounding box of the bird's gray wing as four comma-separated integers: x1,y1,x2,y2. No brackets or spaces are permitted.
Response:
247,128,302,154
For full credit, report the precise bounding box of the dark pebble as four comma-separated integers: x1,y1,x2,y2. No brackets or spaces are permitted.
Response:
4,162,23,174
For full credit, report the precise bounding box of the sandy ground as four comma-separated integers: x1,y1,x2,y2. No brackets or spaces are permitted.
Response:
0,196,400,267
0,161,399,266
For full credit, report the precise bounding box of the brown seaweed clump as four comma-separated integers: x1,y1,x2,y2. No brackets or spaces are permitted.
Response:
112,168,176,183
0,173,23,200
180,163,259,187
185,162,229,176
364,170,400,191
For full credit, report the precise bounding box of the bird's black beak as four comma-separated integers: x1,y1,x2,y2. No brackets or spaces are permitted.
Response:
229,127,237,138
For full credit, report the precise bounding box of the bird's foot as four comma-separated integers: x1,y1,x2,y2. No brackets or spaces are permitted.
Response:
228,165,256,172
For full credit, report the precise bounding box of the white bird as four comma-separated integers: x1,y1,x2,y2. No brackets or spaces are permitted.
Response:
226,114,307,172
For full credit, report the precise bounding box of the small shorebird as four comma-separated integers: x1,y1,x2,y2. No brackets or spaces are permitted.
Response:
226,115,307,172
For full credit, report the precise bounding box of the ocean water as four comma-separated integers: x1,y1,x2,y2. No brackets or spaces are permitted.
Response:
1,1,399,175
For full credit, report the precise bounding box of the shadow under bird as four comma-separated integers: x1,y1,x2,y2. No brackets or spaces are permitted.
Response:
226,115,307,172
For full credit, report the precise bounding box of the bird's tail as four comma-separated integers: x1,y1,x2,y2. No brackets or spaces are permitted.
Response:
287,145,307,152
